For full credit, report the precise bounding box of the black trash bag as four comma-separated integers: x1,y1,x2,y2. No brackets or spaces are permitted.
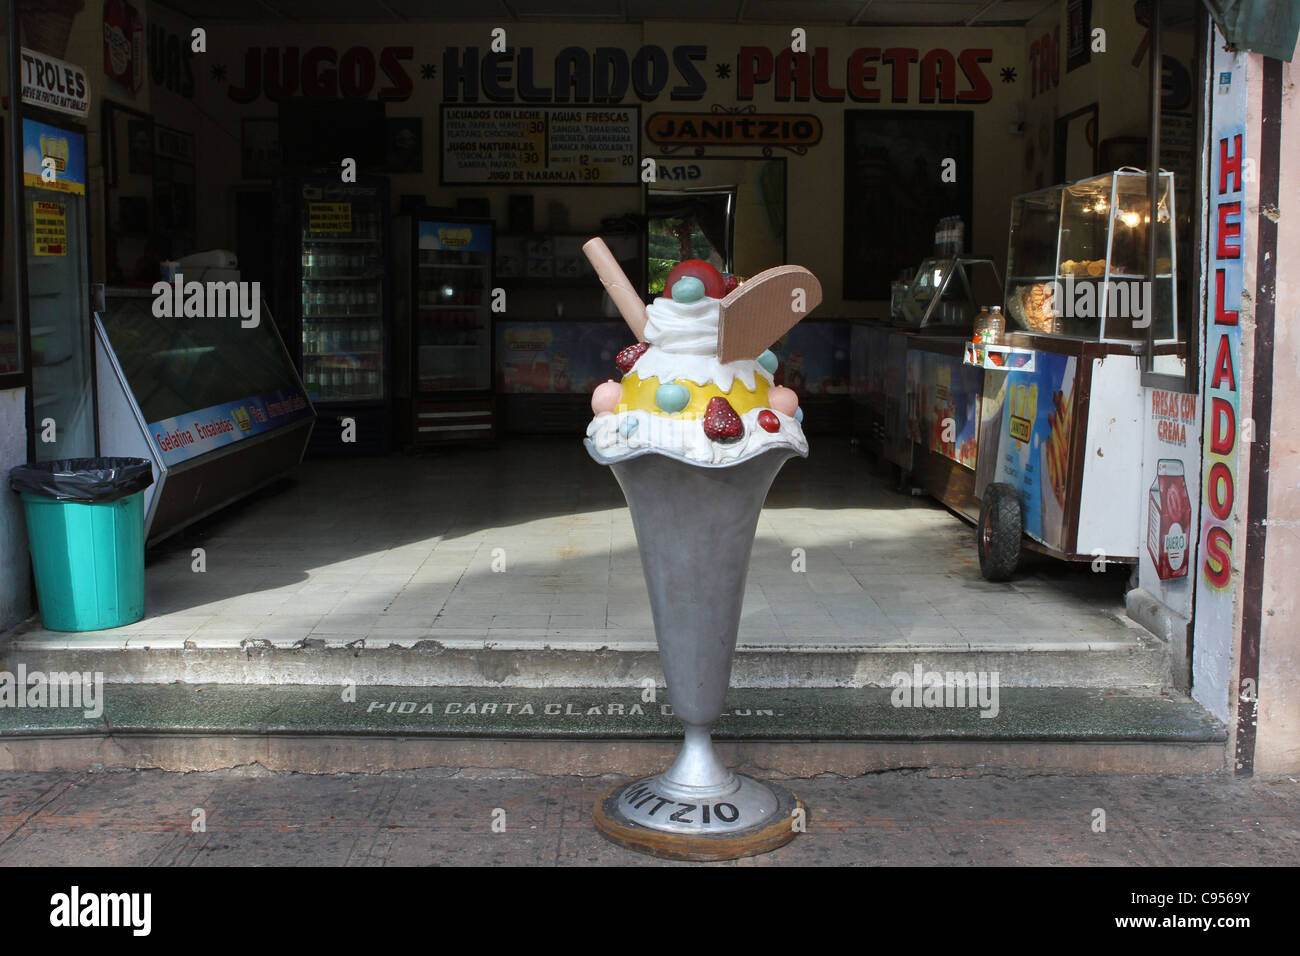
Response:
9,457,154,504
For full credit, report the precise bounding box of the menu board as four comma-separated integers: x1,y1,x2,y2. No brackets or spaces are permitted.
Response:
441,105,639,185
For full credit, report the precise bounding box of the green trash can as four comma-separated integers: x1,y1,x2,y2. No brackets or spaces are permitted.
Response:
9,457,154,632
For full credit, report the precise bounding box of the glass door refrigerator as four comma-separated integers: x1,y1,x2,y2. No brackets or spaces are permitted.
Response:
394,213,495,445
22,114,96,461
293,175,391,455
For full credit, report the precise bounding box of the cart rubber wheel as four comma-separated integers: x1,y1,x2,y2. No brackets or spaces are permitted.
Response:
978,482,1023,581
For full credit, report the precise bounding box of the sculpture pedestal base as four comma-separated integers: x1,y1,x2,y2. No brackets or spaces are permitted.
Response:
593,774,803,861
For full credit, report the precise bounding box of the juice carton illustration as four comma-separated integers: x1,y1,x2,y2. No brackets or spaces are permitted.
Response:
1147,459,1190,580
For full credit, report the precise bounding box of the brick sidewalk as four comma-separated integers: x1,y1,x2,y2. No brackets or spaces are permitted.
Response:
1,769,1295,866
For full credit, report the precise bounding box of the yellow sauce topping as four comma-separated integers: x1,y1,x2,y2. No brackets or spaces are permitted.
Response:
618,372,769,419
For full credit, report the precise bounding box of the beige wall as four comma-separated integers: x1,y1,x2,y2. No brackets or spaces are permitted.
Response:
1023,0,1196,192
192,20,1028,316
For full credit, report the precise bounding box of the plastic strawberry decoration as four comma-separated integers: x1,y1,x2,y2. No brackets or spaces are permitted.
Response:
702,396,744,443
616,342,650,373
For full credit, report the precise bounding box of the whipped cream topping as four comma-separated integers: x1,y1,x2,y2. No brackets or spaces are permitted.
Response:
642,294,719,354
587,407,807,467
631,347,770,392
635,294,769,390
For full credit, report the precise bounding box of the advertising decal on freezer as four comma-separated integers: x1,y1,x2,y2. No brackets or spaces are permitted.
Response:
149,389,312,466
22,118,86,195
420,220,492,253
979,351,1077,552
1140,388,1200,610
496,321,625,394
905,350,981,468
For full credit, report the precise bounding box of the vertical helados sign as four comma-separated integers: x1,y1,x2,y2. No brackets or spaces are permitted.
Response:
1201,69,1244,594
1190,36,1246,725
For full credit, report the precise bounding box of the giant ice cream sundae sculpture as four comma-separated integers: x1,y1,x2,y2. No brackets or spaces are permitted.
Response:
582,238,821,860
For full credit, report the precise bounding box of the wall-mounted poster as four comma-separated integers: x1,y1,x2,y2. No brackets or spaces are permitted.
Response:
842,111,972,300
153,125,195,253
241,118,279,180
441,105,639,185
1066,0,1093,73
386,117,422,173
103,0,144,94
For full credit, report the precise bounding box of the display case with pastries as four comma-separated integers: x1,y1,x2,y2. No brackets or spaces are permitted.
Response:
1004,169,1177,344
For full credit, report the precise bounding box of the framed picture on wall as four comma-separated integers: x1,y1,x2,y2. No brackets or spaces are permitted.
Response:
842,110,973,300
386,117,422,173
1054,103,1100,183
126,118,153,174
241,118,280,180
1100,136,1148,171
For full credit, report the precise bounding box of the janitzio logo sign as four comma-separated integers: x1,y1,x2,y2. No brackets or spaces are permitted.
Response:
647,110,822,153
441,45,994,104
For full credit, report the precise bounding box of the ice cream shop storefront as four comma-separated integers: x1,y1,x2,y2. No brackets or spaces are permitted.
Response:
1,0,1298,778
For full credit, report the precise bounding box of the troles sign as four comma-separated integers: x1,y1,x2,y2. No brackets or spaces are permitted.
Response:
19,48,90,117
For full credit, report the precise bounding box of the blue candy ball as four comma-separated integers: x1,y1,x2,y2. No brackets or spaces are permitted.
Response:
655,382,691,413
619,418,639,437
794,406,804,423
757,349,779,374
671,276,706,303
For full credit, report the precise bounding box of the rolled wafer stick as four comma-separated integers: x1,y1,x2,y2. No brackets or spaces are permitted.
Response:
583,237,648,341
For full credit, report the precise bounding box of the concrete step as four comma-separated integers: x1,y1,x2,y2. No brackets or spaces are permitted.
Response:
0,684,1226,775
2,626,1172,689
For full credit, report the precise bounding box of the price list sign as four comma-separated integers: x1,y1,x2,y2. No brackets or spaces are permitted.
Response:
308,202,352,234
441,105,639,185
32,200,67,256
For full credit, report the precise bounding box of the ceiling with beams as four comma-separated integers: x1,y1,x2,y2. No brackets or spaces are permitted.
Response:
154,0,1059,27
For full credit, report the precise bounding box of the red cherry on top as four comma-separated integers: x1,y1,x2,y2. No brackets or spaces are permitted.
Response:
664,259,726,300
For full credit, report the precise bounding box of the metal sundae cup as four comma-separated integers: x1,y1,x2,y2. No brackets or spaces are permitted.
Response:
581,238,818,859
587,441,804,859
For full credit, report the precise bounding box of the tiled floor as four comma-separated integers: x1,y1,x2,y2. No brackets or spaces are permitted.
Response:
0,768,1295,866
11,438,1144,652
